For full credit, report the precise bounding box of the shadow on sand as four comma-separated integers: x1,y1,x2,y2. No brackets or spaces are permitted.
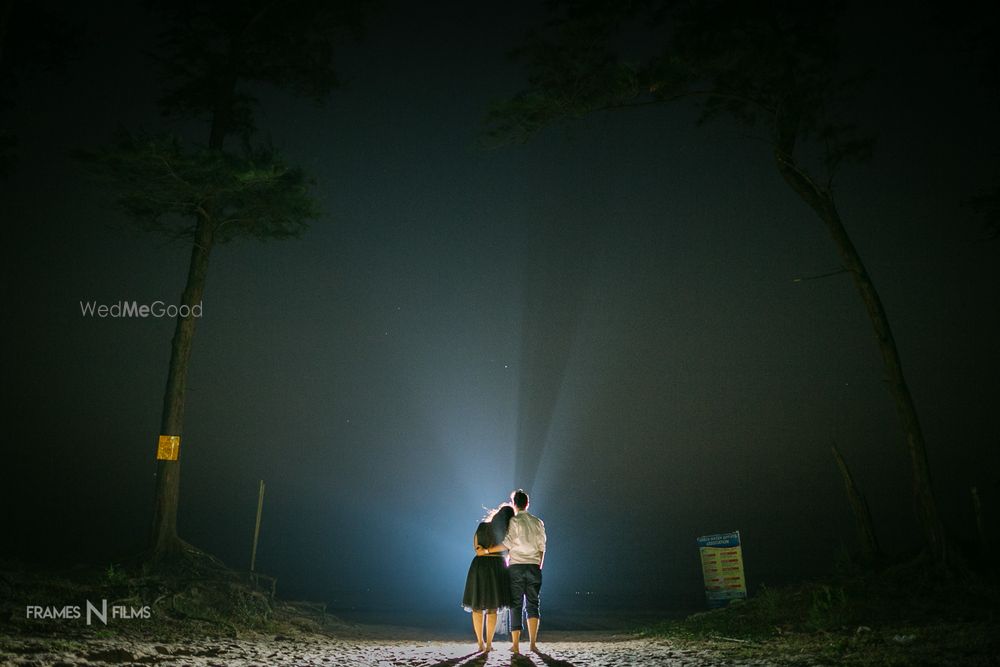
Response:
510,651,577,667
427,652,488,667
426,649,576,667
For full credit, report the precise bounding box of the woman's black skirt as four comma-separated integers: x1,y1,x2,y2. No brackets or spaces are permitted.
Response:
462,556,512,611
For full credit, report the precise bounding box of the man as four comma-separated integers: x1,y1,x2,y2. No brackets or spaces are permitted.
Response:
479,488,546,654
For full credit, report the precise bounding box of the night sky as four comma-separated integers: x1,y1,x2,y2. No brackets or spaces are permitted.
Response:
3,2,998,630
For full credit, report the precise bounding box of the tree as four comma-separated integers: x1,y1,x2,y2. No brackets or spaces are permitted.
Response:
82,134,321,562
85,0,364,560
487,0,948,562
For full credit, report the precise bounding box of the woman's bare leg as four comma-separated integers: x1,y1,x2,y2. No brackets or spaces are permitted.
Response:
484,609,497,650
471,610,485,651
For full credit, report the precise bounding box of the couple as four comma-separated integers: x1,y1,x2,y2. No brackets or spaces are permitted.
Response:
461,489,546,654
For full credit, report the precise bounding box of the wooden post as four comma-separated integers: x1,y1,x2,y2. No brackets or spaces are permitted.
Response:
971,487,985,548
250,479,265,572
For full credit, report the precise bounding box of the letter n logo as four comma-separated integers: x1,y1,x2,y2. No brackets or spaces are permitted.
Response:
86,599,108,626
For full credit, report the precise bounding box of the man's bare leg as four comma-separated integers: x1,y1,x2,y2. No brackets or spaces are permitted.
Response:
472,610,485,652
527,617,540,652
510,629,521,654
484,610,497,651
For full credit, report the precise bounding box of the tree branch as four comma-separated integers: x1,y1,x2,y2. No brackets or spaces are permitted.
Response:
592,87,776,116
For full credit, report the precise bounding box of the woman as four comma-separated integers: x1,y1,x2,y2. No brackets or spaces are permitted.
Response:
461,503,514,652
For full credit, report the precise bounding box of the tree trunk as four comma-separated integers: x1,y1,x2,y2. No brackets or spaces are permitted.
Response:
774,145,947,564
148,58,235,558
149,216,215,557
831,444,879,561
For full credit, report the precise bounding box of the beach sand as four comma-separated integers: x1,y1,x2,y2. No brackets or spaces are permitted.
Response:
0,631,780,666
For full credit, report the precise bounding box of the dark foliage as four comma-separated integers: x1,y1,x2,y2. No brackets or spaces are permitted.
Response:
78,131,319,243
150,0,367,144
486,0,873,183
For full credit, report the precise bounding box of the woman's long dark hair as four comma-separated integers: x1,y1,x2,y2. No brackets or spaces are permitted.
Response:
489,504,515,547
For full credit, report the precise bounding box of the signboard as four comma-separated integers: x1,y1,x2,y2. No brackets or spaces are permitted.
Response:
156,435,180,461
697,530,747,608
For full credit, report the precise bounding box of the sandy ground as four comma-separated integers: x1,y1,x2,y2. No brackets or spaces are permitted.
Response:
0,632,782,666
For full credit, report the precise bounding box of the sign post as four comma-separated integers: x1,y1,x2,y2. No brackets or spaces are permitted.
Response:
250,480,266,572
697,530,748,608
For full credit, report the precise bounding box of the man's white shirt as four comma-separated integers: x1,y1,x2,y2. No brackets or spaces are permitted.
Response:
503,511,546,565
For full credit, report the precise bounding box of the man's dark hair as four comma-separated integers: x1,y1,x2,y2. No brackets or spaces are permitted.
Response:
511,489,529,510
